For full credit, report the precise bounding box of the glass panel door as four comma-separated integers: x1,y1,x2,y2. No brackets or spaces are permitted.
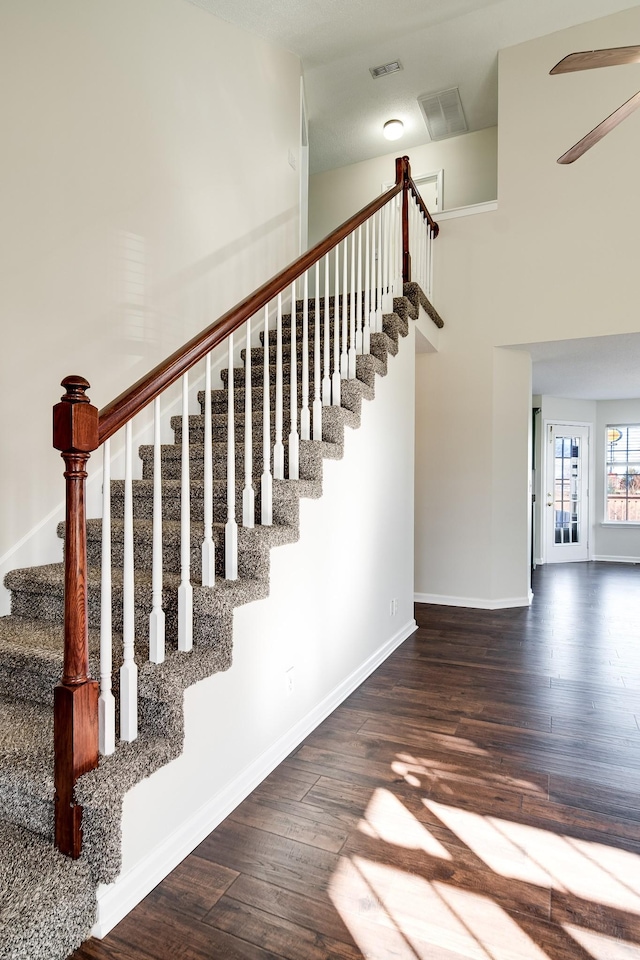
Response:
545,424,589,563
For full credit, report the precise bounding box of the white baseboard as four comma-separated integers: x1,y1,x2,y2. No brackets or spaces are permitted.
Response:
591,555,640,564
92,617,417,938
414,592,532,610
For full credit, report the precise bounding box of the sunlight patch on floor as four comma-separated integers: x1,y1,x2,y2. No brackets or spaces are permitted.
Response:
563,924,640,959
358,788,452,859
329,855,554,960
425,800,640,915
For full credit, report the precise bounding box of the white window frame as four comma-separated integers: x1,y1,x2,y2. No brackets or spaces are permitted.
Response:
603,422,640,525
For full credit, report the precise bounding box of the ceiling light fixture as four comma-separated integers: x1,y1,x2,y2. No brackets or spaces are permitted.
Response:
383,119,404,141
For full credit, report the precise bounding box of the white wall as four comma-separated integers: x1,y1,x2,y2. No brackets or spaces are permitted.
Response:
0,0,301,611
309,128,497,246
414,5,640,607
595,398,640,562
95,317,418,935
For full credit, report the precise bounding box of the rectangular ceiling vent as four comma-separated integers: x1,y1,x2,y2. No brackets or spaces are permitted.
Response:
418,87,467,140
370,60,402,79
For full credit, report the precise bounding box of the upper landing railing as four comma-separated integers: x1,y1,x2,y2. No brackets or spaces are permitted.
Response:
51,155,439,857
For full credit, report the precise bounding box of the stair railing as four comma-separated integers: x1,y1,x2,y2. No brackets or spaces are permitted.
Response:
52,155,439,857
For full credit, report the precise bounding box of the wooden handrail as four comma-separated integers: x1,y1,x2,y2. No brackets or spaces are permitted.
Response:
99,173,407,444
53,153,439,857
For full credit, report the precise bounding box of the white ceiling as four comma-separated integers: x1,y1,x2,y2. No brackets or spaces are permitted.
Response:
187,0,638,171
521,333,640,400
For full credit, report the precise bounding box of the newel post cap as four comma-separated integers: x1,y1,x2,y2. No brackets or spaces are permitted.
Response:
53,376,99,453
396,155,411,184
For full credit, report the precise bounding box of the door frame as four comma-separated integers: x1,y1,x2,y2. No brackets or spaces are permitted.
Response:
381,168,444,210
541,419,593,564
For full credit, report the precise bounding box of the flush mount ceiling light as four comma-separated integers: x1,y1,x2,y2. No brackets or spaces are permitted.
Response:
370,60,402,79
383,119,404,141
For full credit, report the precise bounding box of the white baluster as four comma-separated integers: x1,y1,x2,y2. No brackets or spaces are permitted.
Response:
414,204,420,288
390,197,397,295
348,229,356,378
201,356,215,589
225,334,238,579
424,217,430,294
410,201,416,285
300,271,310,441
377,207,383,332
121,420,137,742
273,293,284,480
150,397,166,661
322,255,331,406
415,207,426,290
261,303,273,525
383,202,393,313
411,203,416,289
422,214,428,293
391,198,396,299
363,217,371,355
332,244,341,406
288,280,299,479
99,438,115,756
394,194,403,295
429,224,435,299
355,222,362,354
243,318,255,527
417,205,423,290
178,374,193,651
341,239,349,378
370,211,377,335
313,260,322,440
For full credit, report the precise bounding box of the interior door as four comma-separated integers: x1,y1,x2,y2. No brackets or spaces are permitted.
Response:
544,424,590,563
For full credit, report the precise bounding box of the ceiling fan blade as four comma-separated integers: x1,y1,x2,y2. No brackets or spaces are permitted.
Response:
557,89,640,163
551,45,640,74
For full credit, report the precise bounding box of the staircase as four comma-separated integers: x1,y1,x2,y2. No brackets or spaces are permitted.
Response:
0,155,441,959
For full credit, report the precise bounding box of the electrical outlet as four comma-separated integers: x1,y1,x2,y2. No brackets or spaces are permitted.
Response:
390,598,398,616
286,666,295,695
288,148,296,170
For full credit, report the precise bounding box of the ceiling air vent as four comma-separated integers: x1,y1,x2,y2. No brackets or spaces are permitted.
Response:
370,60,402,79
418,87,467,140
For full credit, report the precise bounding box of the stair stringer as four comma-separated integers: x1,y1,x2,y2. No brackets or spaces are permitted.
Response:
91,300,419,938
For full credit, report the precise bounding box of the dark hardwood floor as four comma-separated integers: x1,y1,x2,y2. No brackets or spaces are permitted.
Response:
72,562,640,959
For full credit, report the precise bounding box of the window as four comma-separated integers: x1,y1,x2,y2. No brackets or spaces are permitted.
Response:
605,424,640,522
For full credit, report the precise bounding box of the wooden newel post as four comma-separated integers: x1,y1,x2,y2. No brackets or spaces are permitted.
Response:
53,376,100,858
396,155,411,283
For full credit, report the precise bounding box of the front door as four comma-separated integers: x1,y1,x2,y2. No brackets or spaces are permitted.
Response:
544,423,590,563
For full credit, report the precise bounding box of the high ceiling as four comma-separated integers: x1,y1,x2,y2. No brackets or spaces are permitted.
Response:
187,0,637,172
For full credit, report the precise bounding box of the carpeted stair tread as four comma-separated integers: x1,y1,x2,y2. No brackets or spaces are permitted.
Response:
169,405,360,445
202,362,380,413
403,281,443,328
108,475,324,506
0,618,100,707
0,699,53,790
0,820,95,960
5,560,272,607
221,348,391,389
